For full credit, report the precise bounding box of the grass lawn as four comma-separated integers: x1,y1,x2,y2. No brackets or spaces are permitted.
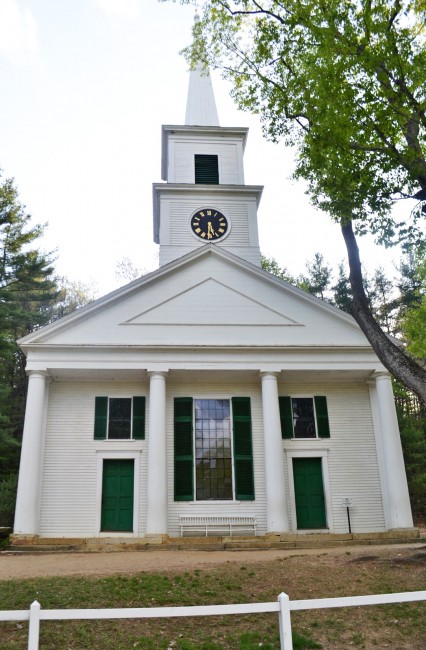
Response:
0,546,425,649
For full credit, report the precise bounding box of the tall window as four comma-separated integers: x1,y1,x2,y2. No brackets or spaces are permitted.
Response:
174,396,254,502
195,399,232,500
195,154,219,184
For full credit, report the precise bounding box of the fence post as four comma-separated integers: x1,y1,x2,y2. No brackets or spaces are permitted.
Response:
28,600,41,650
278,592,293,650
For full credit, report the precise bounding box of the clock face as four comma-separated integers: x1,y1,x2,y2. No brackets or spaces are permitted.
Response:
190,208,229,241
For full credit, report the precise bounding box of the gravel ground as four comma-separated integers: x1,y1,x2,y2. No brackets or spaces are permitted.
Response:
1,542,425,581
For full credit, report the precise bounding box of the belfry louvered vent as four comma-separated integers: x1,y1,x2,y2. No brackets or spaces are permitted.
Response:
195,154,219,184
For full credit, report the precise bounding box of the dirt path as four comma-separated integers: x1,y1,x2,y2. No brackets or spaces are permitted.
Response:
1,542,425,580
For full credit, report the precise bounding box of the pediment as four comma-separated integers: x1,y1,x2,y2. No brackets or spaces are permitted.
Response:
123,278,301,326
19,246,369,349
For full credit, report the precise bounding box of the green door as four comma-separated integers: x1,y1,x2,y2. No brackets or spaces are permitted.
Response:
101,459,134,532
293,458,326,529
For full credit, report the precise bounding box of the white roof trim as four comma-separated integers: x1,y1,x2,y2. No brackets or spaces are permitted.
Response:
18,246,361,346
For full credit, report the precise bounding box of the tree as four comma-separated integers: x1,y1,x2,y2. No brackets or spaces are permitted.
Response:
298,252,333,301
261,255,296,283
331,262,353,313
367,267,397,334
167,0,426,403
51,277,97,321
400,255,426,358
0,174,57,476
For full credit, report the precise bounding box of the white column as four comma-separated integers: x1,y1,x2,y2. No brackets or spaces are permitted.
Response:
374,372,413,529
14,370,48,535
260,372,289,533
145,371,168,536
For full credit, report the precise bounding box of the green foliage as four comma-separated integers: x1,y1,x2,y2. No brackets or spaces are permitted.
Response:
0,173,58,476
0,472,18,526
331,262,353,313
298,253,332,301
399,411,426,521
261,255,296,283
168,0,426,401
400,254,426,357
51,276,98,320
177,1,426,249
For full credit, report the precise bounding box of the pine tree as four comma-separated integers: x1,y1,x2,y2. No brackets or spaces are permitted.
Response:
298,252,333,301
0,174,58,476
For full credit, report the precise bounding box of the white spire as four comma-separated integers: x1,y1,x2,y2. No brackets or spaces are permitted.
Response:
185,14,219,126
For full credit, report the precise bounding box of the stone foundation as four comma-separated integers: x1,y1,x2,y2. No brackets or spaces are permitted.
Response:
8,528,421,553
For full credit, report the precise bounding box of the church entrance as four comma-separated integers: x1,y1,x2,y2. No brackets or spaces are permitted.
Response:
101,459,134,532
293,458,327,529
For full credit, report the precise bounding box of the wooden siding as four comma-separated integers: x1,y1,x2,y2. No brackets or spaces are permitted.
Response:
42,254,368,348
169,201,250,247
281,381,385,534
39,379,385,538
172,141,243,185
39,382,148,537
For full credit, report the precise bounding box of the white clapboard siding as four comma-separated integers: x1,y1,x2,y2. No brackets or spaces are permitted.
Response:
169,201,250,247
173,141,242,185
40,379,384,538
40,382,148,538
281,381,385,534
41,253,367,348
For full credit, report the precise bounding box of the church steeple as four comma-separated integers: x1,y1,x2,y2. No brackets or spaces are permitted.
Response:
185,14,219,126
152,15,263,268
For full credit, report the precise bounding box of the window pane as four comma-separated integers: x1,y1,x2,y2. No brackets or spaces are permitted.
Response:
194,398,233,500
109,398,132,439
291,398,316,438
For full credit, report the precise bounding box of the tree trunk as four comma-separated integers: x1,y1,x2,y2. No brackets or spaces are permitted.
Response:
341,221,426,407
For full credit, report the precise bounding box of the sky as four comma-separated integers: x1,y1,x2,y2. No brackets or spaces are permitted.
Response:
0,0,411,297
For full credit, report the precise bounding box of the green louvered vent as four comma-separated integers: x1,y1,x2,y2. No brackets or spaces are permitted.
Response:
195,154,219,184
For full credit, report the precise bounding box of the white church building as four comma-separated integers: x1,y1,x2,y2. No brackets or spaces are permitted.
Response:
12,41,416,547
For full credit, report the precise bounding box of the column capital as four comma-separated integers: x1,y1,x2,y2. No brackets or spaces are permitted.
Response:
259,371,280,382
147,370,169,380
372,370,392,382
27,369,50,380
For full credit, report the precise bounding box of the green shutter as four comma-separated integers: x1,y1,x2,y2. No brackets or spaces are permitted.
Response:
194,154,219,184
232,397,255,500
132,396,146,440
279,396,293,439
94,396,108,440
174,398,194,501
314,396,330,438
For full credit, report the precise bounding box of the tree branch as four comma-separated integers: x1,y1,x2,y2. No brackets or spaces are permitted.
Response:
341,219,426,405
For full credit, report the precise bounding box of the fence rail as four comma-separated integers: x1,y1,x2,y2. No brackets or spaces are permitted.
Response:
1,590,425,650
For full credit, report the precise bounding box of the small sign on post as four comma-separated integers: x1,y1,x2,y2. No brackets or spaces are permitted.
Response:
341,498,353,534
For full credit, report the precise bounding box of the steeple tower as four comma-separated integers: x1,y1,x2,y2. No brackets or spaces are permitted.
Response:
185,14,219,126
152,17,263,267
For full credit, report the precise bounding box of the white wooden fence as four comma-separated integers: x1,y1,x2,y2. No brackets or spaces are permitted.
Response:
0,590,425,650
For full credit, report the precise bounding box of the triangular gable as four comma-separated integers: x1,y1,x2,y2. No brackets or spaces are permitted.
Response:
19,246,369,349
